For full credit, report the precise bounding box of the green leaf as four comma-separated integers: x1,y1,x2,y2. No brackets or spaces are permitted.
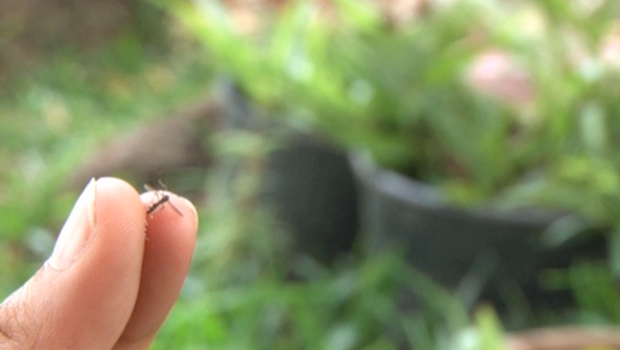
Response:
332,0,384,32
475,306,507,350
580,102,607,154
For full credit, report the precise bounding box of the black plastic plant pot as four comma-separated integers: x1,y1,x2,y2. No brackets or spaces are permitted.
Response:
264,134,358,264
218,81,358,264
350,151,604,308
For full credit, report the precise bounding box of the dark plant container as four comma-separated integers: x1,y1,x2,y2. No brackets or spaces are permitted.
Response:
264,134,358,263
350,152,605,309
219,82,358,264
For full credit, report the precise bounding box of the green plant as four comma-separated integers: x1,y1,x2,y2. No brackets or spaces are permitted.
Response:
138,1,620,348
156,249,502,350
150,122,512,349
0,5,514,348
164,1,617,190
162,0,620,271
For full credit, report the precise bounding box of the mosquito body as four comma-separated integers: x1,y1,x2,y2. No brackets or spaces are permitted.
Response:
145,182,184,217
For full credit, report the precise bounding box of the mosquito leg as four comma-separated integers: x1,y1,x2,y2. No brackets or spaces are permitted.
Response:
144,183,184,217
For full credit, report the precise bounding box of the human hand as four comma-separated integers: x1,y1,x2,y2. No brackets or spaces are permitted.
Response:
0,178,198,350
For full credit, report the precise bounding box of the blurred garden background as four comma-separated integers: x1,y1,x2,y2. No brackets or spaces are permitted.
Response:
3,0,620,349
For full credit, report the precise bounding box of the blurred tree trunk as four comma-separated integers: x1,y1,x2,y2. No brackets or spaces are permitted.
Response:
68,97,217,190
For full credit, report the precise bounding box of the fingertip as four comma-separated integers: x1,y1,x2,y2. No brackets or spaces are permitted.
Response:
0,177,149,349
175,195,199,237
182,196,199,224
47,177,148,272
95,176,147,241
141,191,199,239
139,191,198,276
96,177,145,216
120,192,198,343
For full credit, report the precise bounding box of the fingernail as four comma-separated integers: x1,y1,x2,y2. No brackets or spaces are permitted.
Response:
47,178,97,270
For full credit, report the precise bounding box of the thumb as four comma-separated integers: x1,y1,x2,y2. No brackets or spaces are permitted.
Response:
0,178,147,350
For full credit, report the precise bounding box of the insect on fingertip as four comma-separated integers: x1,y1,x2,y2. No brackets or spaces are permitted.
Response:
144,180,184,217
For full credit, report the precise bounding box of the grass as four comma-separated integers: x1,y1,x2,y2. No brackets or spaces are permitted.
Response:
0,32,213,296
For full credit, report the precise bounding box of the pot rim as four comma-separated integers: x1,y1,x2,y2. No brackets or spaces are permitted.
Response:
349,150,570,227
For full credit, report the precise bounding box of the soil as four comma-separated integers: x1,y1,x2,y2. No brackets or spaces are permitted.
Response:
0,0,152,80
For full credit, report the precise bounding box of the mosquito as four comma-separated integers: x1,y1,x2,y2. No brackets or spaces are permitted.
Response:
145,180,184,217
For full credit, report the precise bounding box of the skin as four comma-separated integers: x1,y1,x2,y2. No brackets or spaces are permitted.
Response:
0,177,198,350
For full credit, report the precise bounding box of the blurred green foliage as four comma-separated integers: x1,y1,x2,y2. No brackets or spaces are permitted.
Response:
154,254,477,350
166,0,620,278
3,0,620,349
164,0,620,210
163,134,476,349
0,32,212,295
156,0,620,348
